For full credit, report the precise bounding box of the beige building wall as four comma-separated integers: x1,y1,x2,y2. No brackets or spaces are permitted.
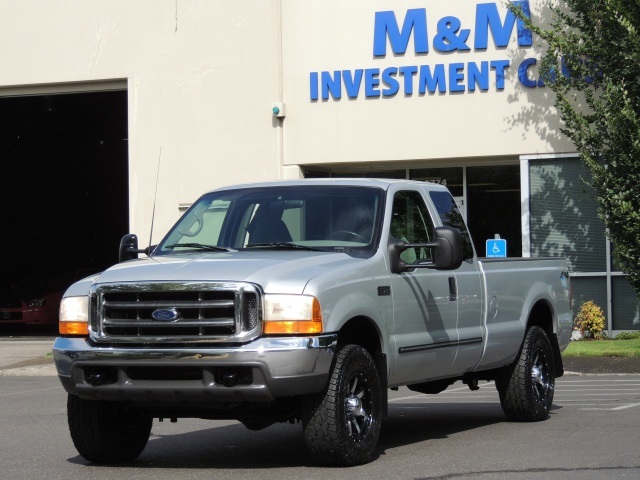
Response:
0,0,284,241
282,0,573,167
0,0,573,240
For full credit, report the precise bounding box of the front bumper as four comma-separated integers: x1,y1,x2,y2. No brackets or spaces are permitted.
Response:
52,334,337,403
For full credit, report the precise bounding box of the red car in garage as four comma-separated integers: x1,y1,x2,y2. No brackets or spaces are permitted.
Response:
0,268,95,327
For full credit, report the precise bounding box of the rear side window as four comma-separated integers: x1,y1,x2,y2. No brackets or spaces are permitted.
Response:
429,191,475,260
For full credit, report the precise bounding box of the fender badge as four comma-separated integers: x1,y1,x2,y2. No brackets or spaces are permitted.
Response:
151,308,180,322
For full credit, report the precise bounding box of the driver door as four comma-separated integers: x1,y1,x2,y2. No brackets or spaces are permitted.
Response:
387,189,459,385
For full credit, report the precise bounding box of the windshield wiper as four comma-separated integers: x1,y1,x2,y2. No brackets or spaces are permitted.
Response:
164,243,237,252
246,242,323,251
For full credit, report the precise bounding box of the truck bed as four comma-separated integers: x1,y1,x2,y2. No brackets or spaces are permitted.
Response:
476,257,572,370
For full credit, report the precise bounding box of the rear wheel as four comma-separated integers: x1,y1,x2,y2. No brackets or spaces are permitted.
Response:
67,394,152,463
302,344,382,466
496,326,555,421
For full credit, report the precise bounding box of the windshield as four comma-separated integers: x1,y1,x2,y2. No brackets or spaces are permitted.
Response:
154,185,384,255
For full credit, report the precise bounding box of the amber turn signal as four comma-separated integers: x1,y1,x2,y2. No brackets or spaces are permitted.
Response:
59,321,89,336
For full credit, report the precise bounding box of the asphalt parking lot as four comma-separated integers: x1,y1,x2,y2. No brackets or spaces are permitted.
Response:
2,372,639,480
388,374,640,412
1,334,639,479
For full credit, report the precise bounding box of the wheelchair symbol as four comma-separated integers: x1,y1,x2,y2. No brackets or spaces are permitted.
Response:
486,239,506,257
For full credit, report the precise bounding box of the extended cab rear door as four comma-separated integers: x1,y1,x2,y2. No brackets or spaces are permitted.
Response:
424,187,484,373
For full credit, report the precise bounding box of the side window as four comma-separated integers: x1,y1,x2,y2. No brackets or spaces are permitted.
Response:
429,190,475,260
390,191,435,263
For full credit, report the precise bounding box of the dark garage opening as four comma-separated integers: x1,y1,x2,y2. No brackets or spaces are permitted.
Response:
0,90,129,332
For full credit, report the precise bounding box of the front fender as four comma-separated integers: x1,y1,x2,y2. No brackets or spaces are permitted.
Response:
321,290,390,355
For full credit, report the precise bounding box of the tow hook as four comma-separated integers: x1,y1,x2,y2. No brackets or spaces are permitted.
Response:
87,372,106,387
222,372,238,387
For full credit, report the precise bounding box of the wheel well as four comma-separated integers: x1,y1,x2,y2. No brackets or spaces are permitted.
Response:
526,300,553,336
337,316,382,356
337,316,388,417
526,300,564,378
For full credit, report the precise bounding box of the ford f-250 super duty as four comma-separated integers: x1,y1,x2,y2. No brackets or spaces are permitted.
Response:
52,178,572,466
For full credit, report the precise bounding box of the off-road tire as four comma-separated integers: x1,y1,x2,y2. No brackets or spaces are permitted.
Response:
496,326,555,422
67,394,152,463
302,344,382,466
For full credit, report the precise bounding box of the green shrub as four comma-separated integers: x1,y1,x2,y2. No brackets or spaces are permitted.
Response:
575,300,606,340
615,331,640,340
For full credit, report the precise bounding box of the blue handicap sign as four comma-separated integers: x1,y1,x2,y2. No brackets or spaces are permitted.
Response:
486,239,507,258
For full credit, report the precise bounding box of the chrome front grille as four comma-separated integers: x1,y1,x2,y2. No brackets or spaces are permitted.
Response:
89,282,262,343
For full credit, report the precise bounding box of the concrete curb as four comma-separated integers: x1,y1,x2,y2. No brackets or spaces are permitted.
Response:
0,353,56,376
0,362,56,376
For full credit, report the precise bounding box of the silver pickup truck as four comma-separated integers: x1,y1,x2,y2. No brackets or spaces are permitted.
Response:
53,178,572,466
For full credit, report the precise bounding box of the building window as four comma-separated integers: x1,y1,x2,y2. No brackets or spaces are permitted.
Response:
467,166,521,257
529,158,606,272
528,156,639,332
410,167,463,196
612,276,640,330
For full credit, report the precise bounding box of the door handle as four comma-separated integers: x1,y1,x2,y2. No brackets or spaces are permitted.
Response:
448,277,457,301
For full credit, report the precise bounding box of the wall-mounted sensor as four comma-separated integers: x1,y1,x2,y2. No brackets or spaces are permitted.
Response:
272,102,285,118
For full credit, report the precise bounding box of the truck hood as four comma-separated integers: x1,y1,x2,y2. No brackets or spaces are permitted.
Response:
87,250,368,295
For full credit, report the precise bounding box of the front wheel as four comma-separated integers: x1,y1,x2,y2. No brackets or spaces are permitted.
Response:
496,326,555,421
67,394,152,463
302,344,382,466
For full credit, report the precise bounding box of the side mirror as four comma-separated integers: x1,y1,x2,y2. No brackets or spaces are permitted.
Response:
430,227,463,270
389,227,463,274
118,234,151,262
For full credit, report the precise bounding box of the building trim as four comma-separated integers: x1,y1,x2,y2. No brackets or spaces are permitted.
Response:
0,79,127,97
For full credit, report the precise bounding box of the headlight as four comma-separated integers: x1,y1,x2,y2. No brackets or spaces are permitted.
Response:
263,294,323,334
59,296,89,336
27,298,46,307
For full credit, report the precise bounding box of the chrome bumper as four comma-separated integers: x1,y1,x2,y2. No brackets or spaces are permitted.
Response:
53,334,337,403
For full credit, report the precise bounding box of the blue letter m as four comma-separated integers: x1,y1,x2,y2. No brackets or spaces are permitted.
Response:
475,1,532,49
373,9,428,57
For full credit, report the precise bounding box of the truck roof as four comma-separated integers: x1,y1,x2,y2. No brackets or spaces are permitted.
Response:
204,177,449,194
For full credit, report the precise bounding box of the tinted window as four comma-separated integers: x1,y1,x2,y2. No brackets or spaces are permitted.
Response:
429,190,475,260
390,191,435,264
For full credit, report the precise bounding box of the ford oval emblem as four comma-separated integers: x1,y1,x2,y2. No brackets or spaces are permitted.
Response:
151,308,180,322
